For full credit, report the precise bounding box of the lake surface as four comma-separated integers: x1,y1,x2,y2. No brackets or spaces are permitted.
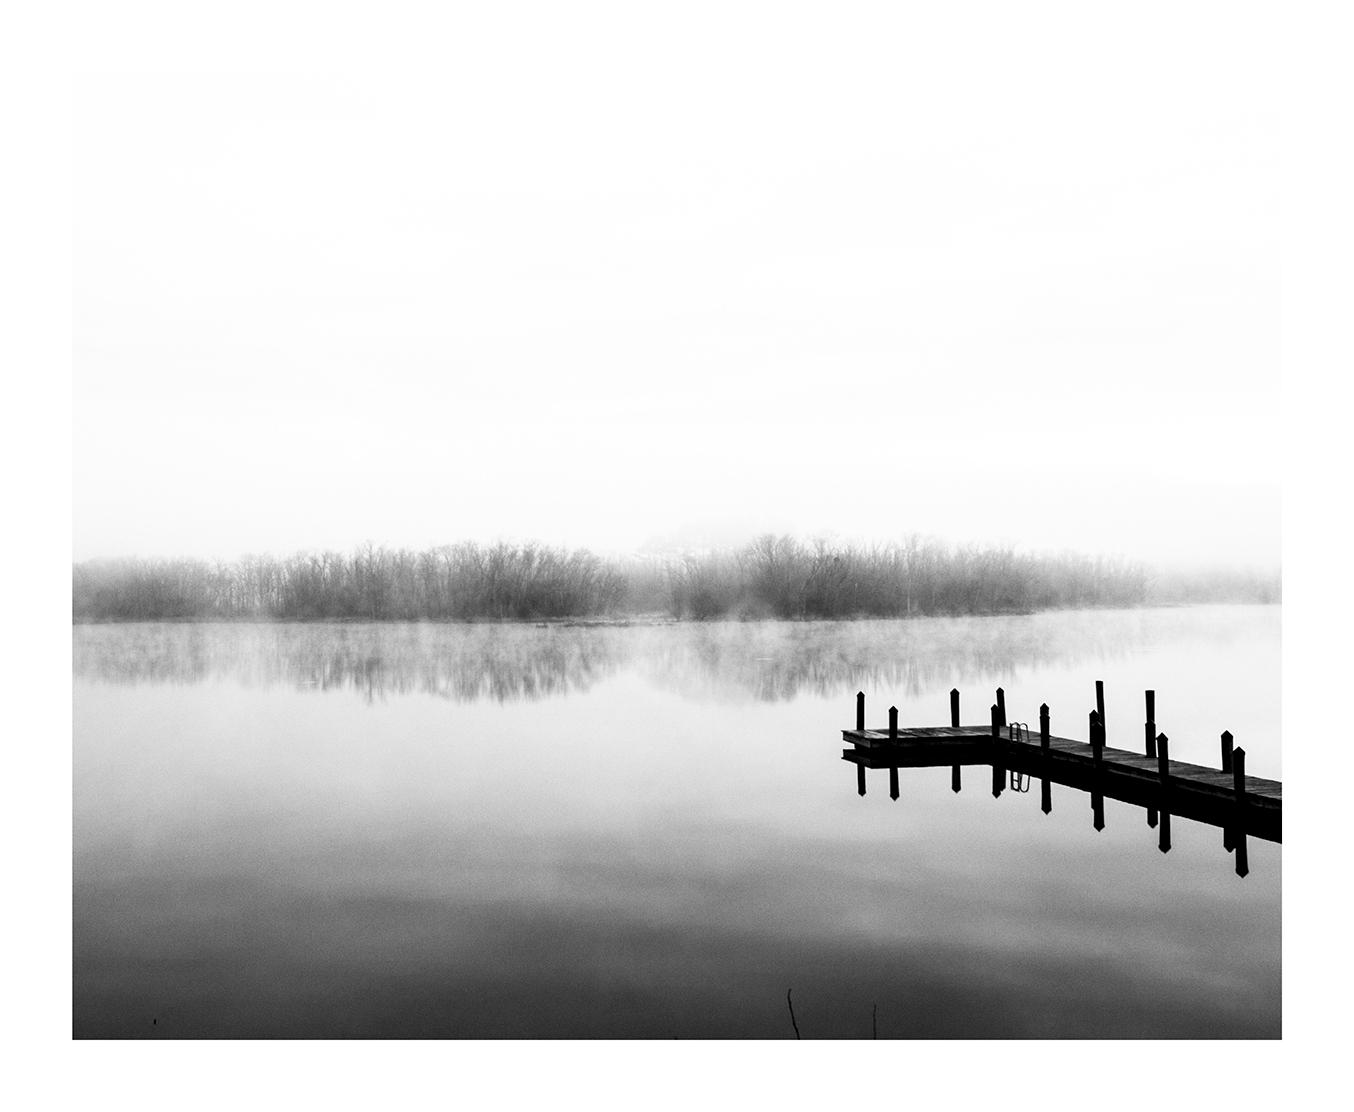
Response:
73,606,1281,1038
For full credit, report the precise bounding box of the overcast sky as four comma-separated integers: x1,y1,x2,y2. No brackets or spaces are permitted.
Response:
73,3,1278,568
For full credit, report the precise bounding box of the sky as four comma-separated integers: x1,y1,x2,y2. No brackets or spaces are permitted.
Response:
73,2,1278,569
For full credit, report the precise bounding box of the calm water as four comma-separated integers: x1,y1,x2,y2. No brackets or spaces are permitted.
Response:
73,606,1281,1038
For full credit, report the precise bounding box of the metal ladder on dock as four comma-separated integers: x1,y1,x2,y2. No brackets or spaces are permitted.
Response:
1007,723,1032,791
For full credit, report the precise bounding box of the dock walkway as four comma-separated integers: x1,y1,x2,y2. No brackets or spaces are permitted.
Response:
840,686,1281,849
843,724,1281,807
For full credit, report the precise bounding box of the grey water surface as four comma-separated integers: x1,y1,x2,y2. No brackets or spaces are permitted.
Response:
73,605,1280,1038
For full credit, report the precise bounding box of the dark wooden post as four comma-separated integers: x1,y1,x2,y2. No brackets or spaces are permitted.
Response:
991,705,1004,797
1225,743,1244,856
1038,701,1051,813
995,687,1006,728
1090,709,1102,768
889,706,898,743
857,764,866,797
1145,693,1157,832
856,691,865,731
1092,790,1105,832
889,767,899,802
949,691,961,786
1232,750,1249,876
1232,749,1250,877
1095,680,1105,732
1156,732,1170,850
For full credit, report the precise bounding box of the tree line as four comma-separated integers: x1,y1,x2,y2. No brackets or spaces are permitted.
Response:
72,542,626,621
649,535,1151,619
72,536,1275,622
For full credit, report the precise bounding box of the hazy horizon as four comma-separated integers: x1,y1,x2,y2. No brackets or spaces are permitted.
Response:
74,7,1277,571
71,529,1279,576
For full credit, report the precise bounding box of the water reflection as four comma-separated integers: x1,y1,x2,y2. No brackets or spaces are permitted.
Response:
73,607,1275,705
845,745,1275,876
72,622,622,703
74,607,1280,1038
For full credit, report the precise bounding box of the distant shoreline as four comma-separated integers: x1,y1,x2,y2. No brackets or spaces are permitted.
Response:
71,538,1280,623
70,600,1279,627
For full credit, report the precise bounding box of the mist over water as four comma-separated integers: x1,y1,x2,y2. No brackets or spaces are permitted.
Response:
74,606,1279,1037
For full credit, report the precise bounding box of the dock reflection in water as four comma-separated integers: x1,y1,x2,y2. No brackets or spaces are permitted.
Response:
845,731,1276,878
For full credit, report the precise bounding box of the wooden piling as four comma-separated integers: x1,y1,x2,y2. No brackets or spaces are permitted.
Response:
1090,710,1103,768
1233,751,1250,876
856,691,865,732
996,687,1006,728
1092,791,1105,832
1233,748,1250,877
1145,695,1158,817
1156,734,1171,851
1095,680,1105,731
1226,744,1245,858
889,767,899,802
1039,702,1052,814
950,692,961,787
991,706,1005,796
889,706,898,743
857,764,866,797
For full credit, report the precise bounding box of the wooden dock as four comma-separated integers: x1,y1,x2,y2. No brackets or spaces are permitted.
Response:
840,686,1282,867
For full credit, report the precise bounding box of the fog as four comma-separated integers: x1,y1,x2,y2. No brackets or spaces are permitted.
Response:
74,4,1277,570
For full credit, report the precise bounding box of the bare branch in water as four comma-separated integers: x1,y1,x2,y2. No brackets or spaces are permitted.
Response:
787,988,800,1040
